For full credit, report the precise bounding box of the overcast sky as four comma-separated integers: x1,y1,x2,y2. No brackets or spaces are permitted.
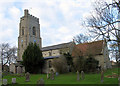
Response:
0,0,96,47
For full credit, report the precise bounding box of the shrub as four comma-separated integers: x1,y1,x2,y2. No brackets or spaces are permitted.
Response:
84,55,99,73
52,55,68,74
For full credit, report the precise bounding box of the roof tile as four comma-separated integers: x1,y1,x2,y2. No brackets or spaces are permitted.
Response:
72,40,103,56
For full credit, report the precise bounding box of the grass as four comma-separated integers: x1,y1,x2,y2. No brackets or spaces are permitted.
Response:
2,68,119,85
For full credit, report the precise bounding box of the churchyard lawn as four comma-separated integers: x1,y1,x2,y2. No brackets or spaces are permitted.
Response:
3,68,118,85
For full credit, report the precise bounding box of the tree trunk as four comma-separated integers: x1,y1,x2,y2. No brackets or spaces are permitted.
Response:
118,29,120,77
118,42,120,75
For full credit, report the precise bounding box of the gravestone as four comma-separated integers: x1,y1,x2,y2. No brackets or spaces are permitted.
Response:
0,71,2,86
17,66,22,74
47,73,49,79
101,70,104,83
12,78,16,84
81,71,84,80
37,78,44,86
118,76,120,86
25,72,30,82
3,79,7,85
50,69,54,80
22,67,25,73
77,71,80,81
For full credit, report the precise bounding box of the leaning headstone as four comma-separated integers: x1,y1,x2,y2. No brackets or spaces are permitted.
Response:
81,71,84,80
3,79,7,85
101,70,104,83
50,69,54,80
17,66,22,74
22,67,25,73
12,78,16,84
25,72,30,82
37,78,44,86
77,71,80,81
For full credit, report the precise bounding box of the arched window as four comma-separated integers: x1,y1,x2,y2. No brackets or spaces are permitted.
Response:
49,60,52,68
49,52,52,56
33,27,36,35
22,28,24,35
21,44,23,48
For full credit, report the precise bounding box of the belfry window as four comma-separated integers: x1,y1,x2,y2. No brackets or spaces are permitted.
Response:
22,28,24,35
33,27,36,35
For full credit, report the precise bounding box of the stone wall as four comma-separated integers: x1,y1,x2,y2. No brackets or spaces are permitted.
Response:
42,49,60,57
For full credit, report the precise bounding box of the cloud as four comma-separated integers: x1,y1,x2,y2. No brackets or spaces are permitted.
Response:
58,26,69,34
9,6,21,19
0,0,94,47
0,2,21,46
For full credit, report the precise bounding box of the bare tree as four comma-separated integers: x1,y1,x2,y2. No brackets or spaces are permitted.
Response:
83,0,120,61
109,42,119,62
73,34,89,44
72,45,85,72
0,43,17,71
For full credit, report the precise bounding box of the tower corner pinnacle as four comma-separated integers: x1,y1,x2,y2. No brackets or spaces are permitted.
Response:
24,9,29,16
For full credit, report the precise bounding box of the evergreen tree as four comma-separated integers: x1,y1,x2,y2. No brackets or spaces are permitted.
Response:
64,53,73,66
64,53,74,72
22,43,44,74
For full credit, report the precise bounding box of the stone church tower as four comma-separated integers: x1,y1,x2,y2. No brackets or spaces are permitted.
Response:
18,9,42,61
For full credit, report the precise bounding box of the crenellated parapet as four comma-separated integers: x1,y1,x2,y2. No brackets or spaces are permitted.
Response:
20,9,39,22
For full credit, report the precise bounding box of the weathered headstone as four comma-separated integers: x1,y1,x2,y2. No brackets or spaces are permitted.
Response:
25,72,30,82
77,70,80,81
101,70,104,83
118,76,120,86
12,78,16,84
17,66,22,74
81,71,84,80
47,73,49,79
37,78,44,86
22,67,25,73
50,69,54,80
3,79,7,85
0,71,2,86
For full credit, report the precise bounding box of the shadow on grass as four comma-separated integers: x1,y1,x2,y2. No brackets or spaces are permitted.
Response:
1,84,119,86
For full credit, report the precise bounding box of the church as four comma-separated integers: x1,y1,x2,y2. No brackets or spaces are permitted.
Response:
9,9,111,73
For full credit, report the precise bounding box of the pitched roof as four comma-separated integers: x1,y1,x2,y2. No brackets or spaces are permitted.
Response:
72,40,104,56
41,42,73,51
